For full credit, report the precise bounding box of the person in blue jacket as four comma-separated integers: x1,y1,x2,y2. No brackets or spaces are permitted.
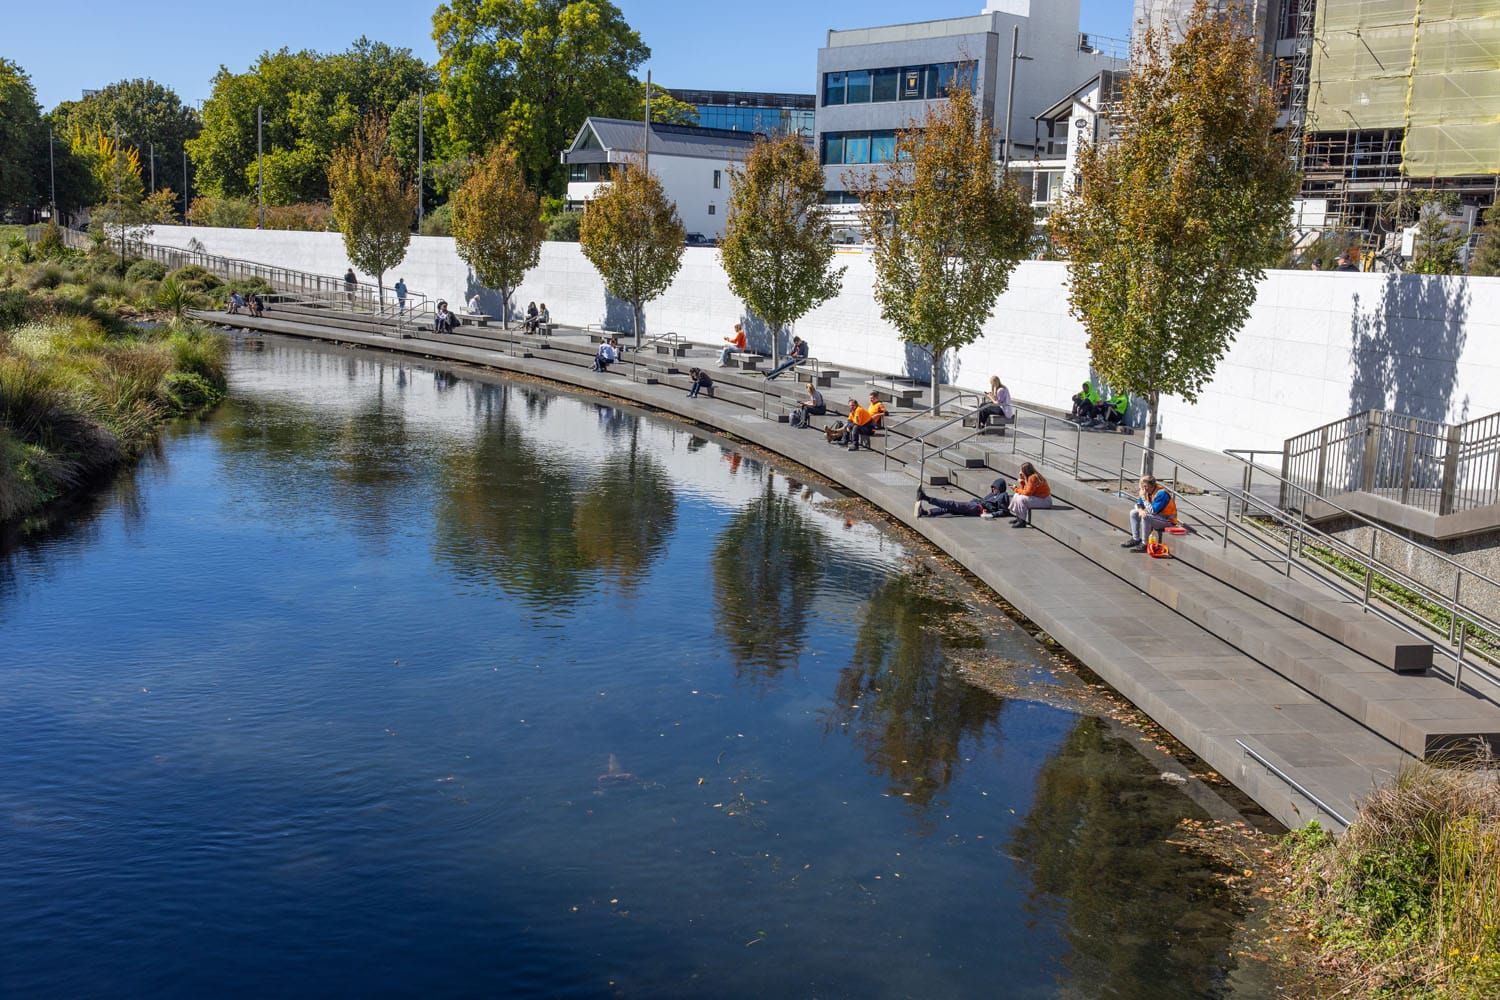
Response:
1123,476,1178,551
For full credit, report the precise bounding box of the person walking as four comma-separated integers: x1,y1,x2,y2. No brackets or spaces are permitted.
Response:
1008,462,1052,528
343,268,357,307
1123,476,1177,552
975,376,1014,428
719,323,747,367
394,278,407,314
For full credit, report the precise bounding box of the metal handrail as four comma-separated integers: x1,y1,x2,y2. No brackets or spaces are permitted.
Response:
1236,739,1352,829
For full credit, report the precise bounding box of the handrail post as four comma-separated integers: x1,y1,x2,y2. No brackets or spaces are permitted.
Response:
1439,423,1461,515
1073,421,1081,478
1362,529,1377,608
1399,418,1418,505
1314,425,1330,496
1450,572,1462,645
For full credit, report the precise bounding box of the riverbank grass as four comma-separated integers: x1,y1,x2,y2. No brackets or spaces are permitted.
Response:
0,253,229,524
1283,757,1500,998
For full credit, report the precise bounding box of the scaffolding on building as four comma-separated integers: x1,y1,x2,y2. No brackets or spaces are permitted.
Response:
1302,0,1500,236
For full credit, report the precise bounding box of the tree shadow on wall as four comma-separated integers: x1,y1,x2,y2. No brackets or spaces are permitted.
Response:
740,312,781,357
1347,272,1471,423
901,341,950,389
464,273,510,324
602,291,638,336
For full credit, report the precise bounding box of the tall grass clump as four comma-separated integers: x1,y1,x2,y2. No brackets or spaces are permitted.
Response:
1284,754,1500,998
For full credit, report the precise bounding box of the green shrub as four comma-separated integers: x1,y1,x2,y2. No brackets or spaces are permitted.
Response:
26,265,64,291
0,288,27,330
158,370,223,413
126,259,168,282
223,277,273,297
545,210,583,243
166,265,223,294
419,202,452,237
167,325,228,390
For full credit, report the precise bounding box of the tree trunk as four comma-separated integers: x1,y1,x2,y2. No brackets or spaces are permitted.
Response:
771,323,780,369
632,302,641,349
930,347,942,411
501,286,510,329
1140,390,1160,477
376,271,385,309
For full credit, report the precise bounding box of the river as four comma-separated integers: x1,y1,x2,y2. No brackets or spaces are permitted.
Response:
0,336,1276,997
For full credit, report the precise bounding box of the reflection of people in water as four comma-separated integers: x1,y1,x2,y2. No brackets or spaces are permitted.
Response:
727,452,742,474
433,371,459,391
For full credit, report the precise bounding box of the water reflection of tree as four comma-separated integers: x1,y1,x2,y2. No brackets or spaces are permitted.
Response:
711,480,825,680
824,575,1002,807
573,424,676,592
1009,716,1244,999
436,393,677,606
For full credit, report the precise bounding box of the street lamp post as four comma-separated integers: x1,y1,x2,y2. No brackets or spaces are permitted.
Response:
183,149,189,223
48,130,56,221
1001,25,1033,171
256,103,264,229
417,87,424,230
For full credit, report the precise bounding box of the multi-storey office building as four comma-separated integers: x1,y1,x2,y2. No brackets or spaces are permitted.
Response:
814,0,1127,213
667,89,816,139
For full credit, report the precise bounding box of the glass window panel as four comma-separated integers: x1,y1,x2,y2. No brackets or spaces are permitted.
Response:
824,72,845,106
846,70,871,104
844,134,871,164
822,134,844,165
870,132,897,163
872,68,899,103
901,67,925,100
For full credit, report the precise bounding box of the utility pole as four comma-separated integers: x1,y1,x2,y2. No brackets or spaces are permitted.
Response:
149,141,156,194
114,123,125,265
256,103,264,229
417,87,424,230
643,69,651,173
1001,25,1032,171
48,130,56,222
183,149,189,224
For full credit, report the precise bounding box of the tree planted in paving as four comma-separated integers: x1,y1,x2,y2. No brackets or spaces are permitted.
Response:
720,132,845,366
1049,0,1297,474
432,0,648,195
451,144,544,327
578,160,684,347
850,82,1032,409
328,115,417,305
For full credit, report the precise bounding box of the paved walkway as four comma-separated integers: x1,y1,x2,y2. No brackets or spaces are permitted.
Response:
197,310,1430,831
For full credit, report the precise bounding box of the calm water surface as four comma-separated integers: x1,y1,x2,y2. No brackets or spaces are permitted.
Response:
0,337,1268,998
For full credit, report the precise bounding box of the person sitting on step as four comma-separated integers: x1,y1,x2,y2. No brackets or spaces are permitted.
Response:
790,382,826,428
1095,391,1129,429
592,337,620,372
687,366,714,399
1123,476,1177,552
248,292,265,318
523,302,539,331
915,478,1011,519
840,398,876,452
719,323,747,367
867,392,888,431
976,376,1015,428
227,291,245,315
763,336,809,381
1008,462,1052,528
466,292,482,315
1069,380,1100,422
534,303,550,333
434,301,456,334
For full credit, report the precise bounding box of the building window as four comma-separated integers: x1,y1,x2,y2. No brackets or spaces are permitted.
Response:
708,204,716,215
870,133,897,163
713,169,721,189
823,71,845,106
845,69,871,104
843,134,871,164
822,133,845,165
820,130,904,165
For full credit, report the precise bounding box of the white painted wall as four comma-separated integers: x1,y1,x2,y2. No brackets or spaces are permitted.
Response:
567,154,735,238
154,224,1500,454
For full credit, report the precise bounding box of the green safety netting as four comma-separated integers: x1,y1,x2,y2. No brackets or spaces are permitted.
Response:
1308,0,1499,177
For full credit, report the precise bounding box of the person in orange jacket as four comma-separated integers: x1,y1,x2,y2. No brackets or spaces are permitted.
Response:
1008,462,1052,528
866,392,888,431
840,398,875,451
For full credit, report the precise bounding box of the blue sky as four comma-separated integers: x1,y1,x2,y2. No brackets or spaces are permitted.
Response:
7,0,1134,112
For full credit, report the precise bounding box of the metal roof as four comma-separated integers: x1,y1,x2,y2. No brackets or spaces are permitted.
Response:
564,118,762,163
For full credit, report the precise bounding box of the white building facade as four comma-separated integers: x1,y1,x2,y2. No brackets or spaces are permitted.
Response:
560,118,758,240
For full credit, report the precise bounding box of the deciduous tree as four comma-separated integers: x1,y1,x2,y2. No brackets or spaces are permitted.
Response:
1049,0,1297,473
850,82,1032,409
578,160,684,346
432,0,648,195
451,144,544,327
327,115,417,305
1471,218,1500,277
721,133,844,366
49,79,200,195
0,58,44,213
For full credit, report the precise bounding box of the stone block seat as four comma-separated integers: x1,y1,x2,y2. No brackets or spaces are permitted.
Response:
728,352,765,371
457,312,489,327
867,378,924,408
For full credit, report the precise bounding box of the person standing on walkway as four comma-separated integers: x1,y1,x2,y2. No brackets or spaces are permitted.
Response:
763,336,808,380
394,278,407,314
719,323,747,367
976,376,1014,428
1123,476,1177,552
1008,462,1052,528
343,268,357,307
466,292,483,315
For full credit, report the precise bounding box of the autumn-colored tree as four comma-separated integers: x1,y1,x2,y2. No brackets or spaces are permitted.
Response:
328,114,417,305
451,143,544,327
578,160,685,347
1471,217,1500,277
1050,0,1298,473
849,82,1032,409
720,133,844,366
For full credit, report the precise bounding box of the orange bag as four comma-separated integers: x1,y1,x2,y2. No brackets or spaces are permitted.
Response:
1146,540,1171,559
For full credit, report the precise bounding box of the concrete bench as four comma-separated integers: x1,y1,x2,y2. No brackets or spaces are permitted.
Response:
868,379,924,407
729,352,765,371
962,413,1015,436
795,364,840,387
457,312,490,327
